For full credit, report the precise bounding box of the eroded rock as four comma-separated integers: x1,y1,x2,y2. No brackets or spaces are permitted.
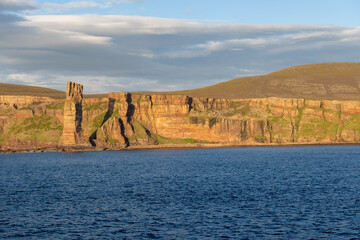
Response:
60,81,83,145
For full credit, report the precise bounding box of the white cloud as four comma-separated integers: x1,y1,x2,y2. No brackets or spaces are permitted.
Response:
5,73,43,85
48,29,112,45
37,0,146,13
23,15,342,36
1,14,359,93
42,1,106,12
22,15,208,35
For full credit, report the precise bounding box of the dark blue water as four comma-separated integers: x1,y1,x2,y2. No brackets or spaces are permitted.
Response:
1,146,360,239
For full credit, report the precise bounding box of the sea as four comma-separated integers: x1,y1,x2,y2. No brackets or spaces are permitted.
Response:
1,146,359,239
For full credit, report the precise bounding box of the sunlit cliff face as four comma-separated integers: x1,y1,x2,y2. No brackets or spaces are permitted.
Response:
3,85,360,151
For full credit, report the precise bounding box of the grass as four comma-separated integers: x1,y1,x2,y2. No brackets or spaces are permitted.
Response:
0,106,15,115
126,120,204,145
267,115,291,124
107,138,120,145
83,102,108,111
266,115,293,142
239,105,251,115
229,101,245,108
3,115,63,143
342,114,360,135
128,121,149,141
153,134,201,145
170,63,360,100
47,101,65,110
84,112,108,134
295,105,305,134
255,136,268,143
0,83,65,98
297,116,339,141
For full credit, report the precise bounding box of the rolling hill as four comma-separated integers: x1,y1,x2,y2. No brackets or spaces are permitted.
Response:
1,63,360,100
0,83,107,99
174,62,360,100
0,83,65,98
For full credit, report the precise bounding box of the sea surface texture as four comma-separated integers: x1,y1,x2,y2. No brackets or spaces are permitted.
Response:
1,146,360,239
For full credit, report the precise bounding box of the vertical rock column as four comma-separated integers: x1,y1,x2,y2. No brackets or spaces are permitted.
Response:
60,81,83,145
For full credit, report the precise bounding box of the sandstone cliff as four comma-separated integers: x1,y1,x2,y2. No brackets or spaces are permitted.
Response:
87,93,360,147
60,81,84,145
3,82,360,152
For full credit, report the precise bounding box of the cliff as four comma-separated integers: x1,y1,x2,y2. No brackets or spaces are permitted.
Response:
60,82,84,145
3,83,360,152
2,62,360,152
89,94,360,147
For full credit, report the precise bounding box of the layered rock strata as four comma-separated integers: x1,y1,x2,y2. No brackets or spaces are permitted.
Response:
85,93,360,147
60,81,83,145
3,82,360,152
0,95,54,109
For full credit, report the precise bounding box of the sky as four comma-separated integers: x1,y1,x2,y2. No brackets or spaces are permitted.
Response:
0,0,359,93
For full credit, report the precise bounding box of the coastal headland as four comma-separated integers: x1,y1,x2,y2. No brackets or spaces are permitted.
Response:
1,62,360,153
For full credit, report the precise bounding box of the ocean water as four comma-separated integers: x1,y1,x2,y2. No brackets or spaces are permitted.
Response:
1,146,360,239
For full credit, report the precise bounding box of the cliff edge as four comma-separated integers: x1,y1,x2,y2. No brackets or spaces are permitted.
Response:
2,62,360,152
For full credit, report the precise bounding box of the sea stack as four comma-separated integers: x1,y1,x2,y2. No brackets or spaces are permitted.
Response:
60,81,83,145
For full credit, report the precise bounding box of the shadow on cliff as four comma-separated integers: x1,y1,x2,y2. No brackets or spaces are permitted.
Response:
75,102,82,135
126,93,135,132
89,98,115,147
118,118,130,147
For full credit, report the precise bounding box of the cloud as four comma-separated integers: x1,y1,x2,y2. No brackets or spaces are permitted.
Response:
0,0,37,12
6,73,41,85
41,1,106,12
0,14,359,93
23,15,341,36
38,0,146,13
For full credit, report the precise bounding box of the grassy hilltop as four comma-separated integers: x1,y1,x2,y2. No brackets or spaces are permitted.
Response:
174,62,360,100
0,83,106,99
0,83,65,98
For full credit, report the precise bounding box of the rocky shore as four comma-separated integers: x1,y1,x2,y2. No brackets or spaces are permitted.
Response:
2,141,360,154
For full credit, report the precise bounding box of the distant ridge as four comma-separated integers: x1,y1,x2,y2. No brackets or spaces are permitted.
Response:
0,83,65,98
174,62,360,100
2,63,360,100
0,83,107,99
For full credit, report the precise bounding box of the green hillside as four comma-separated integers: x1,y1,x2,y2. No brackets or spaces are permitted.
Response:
174,62,360,100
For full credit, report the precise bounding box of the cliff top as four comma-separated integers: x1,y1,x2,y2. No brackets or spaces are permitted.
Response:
173,62,360,100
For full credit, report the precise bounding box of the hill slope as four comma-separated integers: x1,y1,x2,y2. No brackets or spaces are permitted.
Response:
2,63,360,100
174,63,360,100
0,83,108,99
0,83,65,98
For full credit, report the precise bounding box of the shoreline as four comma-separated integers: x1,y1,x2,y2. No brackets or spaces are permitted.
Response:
2,142,360,154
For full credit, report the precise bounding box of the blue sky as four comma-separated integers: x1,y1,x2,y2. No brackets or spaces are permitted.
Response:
0,0,359,93
33,0,360,25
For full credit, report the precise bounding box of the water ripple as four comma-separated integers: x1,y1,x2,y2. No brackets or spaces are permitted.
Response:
1,146,360,239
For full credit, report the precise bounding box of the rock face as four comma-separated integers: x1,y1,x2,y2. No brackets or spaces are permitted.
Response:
81,92,360,147
0,95,54,109
0,99,64,151
60,81,83,145
4,81,360,152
